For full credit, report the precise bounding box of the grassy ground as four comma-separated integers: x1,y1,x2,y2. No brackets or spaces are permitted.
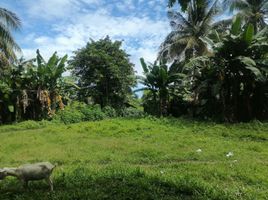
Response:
0,117,268,199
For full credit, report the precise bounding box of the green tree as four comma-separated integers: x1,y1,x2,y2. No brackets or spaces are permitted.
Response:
0,50,69,123
159,0,219,63
70,36,136,108
187,16,268,122
0,7,21,66
224,0,268,31
137,58,185,116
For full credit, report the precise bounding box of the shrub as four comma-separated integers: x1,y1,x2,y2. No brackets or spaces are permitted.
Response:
53,102,107,124
53,101,145,124
102,106,117,118
55,109,85,124
16,120,42,129
118,107,145,118
80,104,106,121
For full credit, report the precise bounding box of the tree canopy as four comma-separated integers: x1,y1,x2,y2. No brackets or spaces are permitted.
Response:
0,1,268,123
70,36,136,108
224,0,268,31
159,0,219,63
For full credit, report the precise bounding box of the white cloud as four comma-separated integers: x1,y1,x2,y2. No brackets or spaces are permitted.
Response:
34,36,52,45
20,0,170,75
128,47,158,75
22,0,76,19
21,0,102,20
115,0,135,12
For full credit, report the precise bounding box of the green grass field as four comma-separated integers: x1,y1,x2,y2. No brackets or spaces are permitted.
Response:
0,118,268,199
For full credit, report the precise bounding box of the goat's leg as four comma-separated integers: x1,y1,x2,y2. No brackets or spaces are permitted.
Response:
22,180,28,189
45,177,53,191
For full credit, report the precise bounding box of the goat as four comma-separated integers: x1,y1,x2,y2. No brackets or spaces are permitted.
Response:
0,169,7,180
0,162,55,191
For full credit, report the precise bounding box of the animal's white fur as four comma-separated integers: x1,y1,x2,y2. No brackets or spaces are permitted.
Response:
0,162,55,191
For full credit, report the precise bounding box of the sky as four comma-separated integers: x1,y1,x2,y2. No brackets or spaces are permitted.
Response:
1,0,171,75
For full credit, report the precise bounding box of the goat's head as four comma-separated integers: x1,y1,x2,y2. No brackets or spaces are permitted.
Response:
0,169,7,180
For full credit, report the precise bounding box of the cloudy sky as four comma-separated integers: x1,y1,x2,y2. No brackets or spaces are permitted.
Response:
1,0,171,75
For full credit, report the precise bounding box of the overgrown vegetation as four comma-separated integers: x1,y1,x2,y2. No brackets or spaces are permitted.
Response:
1,1,268,123
0,50,69,123
139,0,268,122
52,102,144,124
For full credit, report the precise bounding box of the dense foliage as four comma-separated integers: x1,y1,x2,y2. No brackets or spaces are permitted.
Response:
0,50,69,123
0,1,268,123
137,58,185,116
223,0,268,32
54,101,144,124
187,16,268,121
140,0,268,122
70,36,136,109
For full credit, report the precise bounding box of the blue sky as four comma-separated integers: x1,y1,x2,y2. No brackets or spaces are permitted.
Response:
1,0,231,76
1,0,172,75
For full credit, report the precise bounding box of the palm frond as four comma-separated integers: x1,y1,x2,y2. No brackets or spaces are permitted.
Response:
201,0,219,25
0,8,21,30
212,18,232,32
0,21,20,52
159,0,220,63
168,10,193,30
0,7,21,65
223,0,249,12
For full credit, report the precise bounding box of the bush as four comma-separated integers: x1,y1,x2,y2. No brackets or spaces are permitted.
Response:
55,109,85,124
53,102,107,124
118,107,145,118
102,106,117,118
53,101,145,124
16,120,42,129
80,104,106,121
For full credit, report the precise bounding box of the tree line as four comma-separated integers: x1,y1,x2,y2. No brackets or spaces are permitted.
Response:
0,0,268,123
139,0,268,122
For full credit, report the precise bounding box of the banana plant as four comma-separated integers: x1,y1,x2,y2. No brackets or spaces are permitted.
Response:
35,49,68,90
187,15,268,121
136,58,186,116
2,51,70,121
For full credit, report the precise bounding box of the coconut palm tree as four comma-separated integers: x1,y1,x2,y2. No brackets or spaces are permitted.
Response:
158,0,220,63
0,7,21,66
224,0,268,31
187,16,268,121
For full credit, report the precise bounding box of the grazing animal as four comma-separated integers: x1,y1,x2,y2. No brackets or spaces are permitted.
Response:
0,169,7,180
0,162,55,191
